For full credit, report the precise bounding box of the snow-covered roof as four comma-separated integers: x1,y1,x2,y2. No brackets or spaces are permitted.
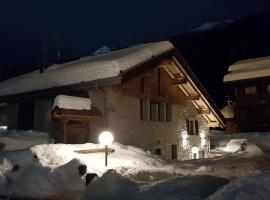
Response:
52,95,92,111
0,41,173,97
224,55,270,82
191,20,233,33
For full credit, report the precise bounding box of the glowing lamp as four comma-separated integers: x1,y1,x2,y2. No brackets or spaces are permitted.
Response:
192,146,199,159
99,131,114,167
99,131,114,145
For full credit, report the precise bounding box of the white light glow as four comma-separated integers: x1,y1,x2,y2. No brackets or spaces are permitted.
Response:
200,132,205,139
201,138,206,146
191,146,199,155
99,131,114,145
182,139,188,147
0,126,8,130
181,132,188,140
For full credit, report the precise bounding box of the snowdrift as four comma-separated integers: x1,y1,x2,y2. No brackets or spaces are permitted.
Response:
0,129,53,151
79,170,229,200
0,131,269,199
209,172,270,200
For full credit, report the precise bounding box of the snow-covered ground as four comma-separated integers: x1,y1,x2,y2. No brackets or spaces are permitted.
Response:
0,130,270,199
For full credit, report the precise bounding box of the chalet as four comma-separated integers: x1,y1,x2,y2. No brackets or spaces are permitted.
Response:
0,41,225,160
224,55,270,132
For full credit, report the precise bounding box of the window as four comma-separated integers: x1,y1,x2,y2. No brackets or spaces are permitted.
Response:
158,102,165,121
150,101,158,121
187,120,199,135
244,86,257,95
154,147,162,156
171,144,177,160
140,77,146,94
17,100,35,130
267,84,270,93
140,99,148,120
166,103,172,122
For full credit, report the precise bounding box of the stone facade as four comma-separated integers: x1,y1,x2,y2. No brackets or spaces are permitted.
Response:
89,87,209,160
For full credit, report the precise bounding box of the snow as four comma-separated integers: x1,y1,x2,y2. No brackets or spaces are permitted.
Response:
0,130,53,151
79,170,229,200
0,41,173,97
224,55,270,82
209,172,270,200
52,95,92,110
191,20,233,32
0,131,270,199
220,105,234,119
92,46,112,56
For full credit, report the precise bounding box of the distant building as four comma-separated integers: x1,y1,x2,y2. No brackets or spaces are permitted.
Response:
224,55,270,132
0,41,225,160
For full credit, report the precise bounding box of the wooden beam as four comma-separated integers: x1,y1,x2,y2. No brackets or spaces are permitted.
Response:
183,95,200,101
197,109,210,115
172,78,187,86
157,59,173,68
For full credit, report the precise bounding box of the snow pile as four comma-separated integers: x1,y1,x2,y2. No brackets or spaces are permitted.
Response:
209,172,270,200
192,20,233,32
79,170,229,200
0,135,269,199
210,131,270,153
31,142,167,176
0,130,53,151
52,95,92,110
0,150,86,199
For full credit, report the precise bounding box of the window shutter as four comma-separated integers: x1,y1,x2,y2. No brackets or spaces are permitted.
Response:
195,120,199,135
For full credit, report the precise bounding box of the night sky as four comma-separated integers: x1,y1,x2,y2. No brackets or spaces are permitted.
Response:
1,0,270,80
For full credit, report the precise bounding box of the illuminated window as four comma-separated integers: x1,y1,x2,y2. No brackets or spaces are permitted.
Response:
244,86,257,95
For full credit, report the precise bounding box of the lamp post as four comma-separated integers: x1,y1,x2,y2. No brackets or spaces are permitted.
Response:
99,131,114,167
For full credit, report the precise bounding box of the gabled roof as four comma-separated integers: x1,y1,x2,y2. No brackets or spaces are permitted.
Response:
224,55,270,82
0,41,173,97
0,41,225,127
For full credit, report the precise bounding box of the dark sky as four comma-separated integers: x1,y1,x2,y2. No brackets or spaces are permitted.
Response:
1,0,270,78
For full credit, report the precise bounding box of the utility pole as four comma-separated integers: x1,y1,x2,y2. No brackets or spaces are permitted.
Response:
57,33,61,64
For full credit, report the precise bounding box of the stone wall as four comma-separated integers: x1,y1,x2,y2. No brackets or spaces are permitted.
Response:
89,87,209,160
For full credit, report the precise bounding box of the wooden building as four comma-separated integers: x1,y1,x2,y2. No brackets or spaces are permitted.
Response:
0,41,225,160
224,56,270,132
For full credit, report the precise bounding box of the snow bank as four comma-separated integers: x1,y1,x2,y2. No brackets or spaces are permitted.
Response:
79,170,229,200
31,142,167,176
52,95,92,110
209,172,270,200
210,131,270,153
0,140,269,199
0,150,86,199
0,130,53,151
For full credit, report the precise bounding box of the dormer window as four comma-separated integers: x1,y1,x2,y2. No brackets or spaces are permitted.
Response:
244,86,257,95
